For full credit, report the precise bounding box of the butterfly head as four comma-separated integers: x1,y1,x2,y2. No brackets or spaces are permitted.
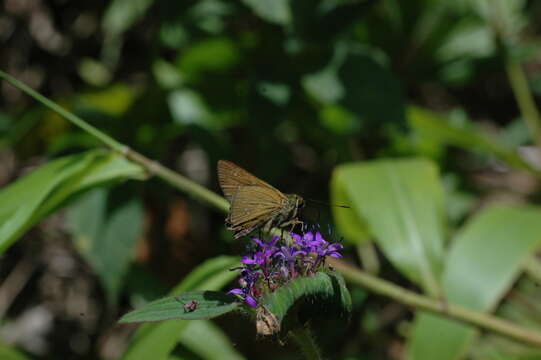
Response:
286,193,305,212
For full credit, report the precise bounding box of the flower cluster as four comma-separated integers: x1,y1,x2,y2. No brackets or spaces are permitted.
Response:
229,232,343,308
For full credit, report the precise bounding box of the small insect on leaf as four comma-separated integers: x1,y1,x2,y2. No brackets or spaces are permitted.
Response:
183,300,199,313
217,160,305,239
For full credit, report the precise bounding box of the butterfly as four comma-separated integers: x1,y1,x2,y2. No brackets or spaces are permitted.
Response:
217,160,304,239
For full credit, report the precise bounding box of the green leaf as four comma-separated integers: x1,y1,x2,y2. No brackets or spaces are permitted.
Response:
0,344,29,360
331,158,445,297
77,84,137,116
408,106,533,171
168,89,210,127
121,256,239,360
177,38,240,83
436,20,495,61
0,149,144,254
68,188,144,304
409,206,541,360
466,0,526,45
264,271,351,325
330,171,371,244
240,0,291,25
179,320,246,360
119,291,239,323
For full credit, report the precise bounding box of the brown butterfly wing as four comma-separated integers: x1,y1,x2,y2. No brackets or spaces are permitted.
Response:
217,160,284,203
226,185,285,238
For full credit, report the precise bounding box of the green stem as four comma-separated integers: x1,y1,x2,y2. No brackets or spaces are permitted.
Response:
506,60,541,148
0,70,229,212
330,258,541,348
4,70,541,349
356,242,380,274
0,70,123,151
288,323,322,360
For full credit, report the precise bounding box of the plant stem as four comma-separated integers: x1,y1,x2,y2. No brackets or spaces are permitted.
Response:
329,258,541,348
0,70,124,151
288,323,322,360
122,148,229,212
4,70,541,349
0,70,229,212
506,60,541,148
356,242,380,274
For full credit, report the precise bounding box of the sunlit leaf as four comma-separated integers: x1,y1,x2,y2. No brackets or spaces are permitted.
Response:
179,320,246,360
122,256,239,360
119,291,239,323
409,206,541,360
0,150,145,254
331,158,445,297
408,106,533,170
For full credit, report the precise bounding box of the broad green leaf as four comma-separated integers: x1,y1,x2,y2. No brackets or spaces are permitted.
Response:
68,189,143,304
264,271,351,324
179,320,245,360
0,150,144,254
119,291,239,323
240,0,291,25
330,168,371,244
331,158,445,296
122,256,239,360
408,106,533,171
409,206,541,360
0,344,29,360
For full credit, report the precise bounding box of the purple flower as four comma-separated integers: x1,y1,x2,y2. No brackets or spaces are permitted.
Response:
319,242,343,258
241,251,266,266
228,288,258,308
274,245,305,277
252,236,279,256
228,266,261,307
229,230,344,308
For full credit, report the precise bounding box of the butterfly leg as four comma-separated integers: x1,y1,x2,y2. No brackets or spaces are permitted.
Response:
262,218,274,236
280,218,303,234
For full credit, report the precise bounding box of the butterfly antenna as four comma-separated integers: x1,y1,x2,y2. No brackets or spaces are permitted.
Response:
306,199,350,208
